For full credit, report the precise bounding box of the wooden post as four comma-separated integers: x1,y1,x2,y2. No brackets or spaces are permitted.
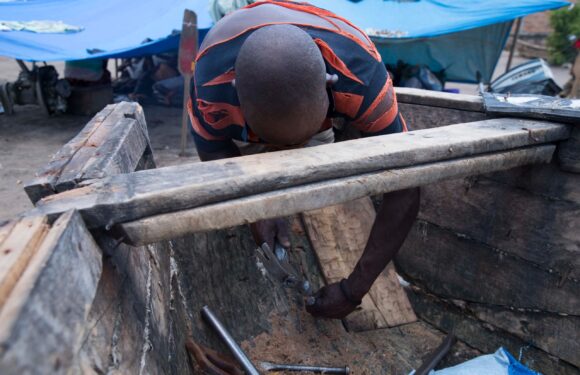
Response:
506,18,522,73
178,10,198,157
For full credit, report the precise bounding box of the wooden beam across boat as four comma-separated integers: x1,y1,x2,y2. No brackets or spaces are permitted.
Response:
28,118,569,236
395,87,485,112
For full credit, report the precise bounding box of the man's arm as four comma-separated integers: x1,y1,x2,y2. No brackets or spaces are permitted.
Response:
307,75,418,318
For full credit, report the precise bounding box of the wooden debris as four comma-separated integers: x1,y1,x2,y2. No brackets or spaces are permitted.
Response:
302,197,416,330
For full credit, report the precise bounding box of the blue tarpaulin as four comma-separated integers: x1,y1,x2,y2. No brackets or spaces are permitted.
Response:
0,0,213,61
0,0,570,82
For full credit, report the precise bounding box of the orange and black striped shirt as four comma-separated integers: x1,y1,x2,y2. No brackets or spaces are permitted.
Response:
188,0,406,153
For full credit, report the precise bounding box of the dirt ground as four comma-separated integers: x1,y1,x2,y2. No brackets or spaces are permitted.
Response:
0,49,572,221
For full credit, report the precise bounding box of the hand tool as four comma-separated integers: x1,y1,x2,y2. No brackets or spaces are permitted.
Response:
260,361,350,374
256,242,314,303
201,305,260,375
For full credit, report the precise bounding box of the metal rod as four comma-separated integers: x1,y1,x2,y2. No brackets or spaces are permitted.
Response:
506,18,523,73
201,305,260,375
261,361,350,374
414,332,456,375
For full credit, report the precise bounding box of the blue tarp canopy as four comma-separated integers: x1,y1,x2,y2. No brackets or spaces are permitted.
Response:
0,0,570,83
0,0,213,61
309,0,569,39
308,0,569,83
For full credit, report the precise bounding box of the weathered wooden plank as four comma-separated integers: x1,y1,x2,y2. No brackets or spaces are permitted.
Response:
399,103,488,131
396,87,485,112
0,210,102,374
418,177,580,279
32,119,570,228
469,304,580,367
406,287,580,375
119,145,556,246
397,220,579,315
24,102,147,203
23,105,116,203
302,197,416,330
559,127,580,173
0,216,48,310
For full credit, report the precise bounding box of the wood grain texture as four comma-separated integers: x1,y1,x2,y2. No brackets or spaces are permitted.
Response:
0,211,102,375
32,119,570,228
397,220,579,315
0,216,48,310
302,198,416,330
24,102,149,203
418,176,580,279
119,146,556,246
407,287,580,375
396,87,485,112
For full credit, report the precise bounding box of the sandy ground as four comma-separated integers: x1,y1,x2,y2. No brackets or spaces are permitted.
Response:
0,51,572,221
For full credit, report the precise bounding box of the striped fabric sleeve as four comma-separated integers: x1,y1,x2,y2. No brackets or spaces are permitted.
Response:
187,95,232,154
350,64,407,136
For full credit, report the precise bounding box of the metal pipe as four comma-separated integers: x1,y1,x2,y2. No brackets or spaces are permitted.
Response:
506,18,522,73
414,332,456,375
261,361,350,374
201,305,260,375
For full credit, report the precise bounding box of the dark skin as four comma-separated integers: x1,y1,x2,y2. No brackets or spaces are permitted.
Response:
195,25,420,319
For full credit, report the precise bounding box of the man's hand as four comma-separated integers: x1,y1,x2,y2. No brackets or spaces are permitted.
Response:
250,218,291,249
306,280,361,319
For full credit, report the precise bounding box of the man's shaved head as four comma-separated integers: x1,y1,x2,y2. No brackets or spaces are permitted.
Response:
235,24,328,145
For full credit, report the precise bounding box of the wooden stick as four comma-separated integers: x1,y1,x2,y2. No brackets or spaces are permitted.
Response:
119,145,555,246
31,119,570,228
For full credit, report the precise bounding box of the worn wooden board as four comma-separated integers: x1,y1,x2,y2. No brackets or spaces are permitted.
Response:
418,176,580,279
397,220,579,315
302,197,416,330
0,211,102,374
31,119,570,228
0,216,48,310
24,102,150,203
119,146,556,246
406,287,580,375
396,87,485,112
